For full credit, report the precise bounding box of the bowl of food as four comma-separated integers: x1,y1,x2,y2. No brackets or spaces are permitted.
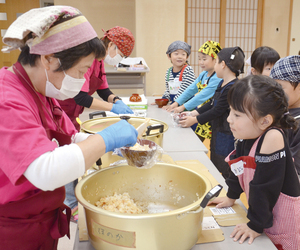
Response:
120,139,157,168
155,98,168,108
130,93,142,102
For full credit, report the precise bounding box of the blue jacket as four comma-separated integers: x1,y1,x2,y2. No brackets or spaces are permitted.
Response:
175,71,222,110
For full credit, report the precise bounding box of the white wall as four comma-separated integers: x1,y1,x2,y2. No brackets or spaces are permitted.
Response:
135,0,186,96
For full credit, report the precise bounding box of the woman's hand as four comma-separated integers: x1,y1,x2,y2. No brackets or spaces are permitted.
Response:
207,196,235,208
230,223,261,244
111,100,134,114
179,116,197,128
163,102,178,111
173,105,185,114
96,120,137,153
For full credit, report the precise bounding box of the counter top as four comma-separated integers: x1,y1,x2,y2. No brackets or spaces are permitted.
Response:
147,98,208,153
75,97,276,250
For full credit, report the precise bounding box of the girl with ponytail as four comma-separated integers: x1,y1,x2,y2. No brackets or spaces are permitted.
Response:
209,75,300,249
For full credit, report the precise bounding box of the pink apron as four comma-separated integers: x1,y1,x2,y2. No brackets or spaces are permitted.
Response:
0,62,72,250
226,138,300,250
58,61,105,131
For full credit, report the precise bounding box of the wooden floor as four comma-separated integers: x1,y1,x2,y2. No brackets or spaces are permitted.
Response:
203,139,248,209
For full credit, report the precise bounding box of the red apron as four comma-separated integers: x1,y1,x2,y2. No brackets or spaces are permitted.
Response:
58,61,105,131
0,62,72,250
226,138,300,250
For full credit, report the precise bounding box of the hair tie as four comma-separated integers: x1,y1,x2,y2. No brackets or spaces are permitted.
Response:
281,111,290,119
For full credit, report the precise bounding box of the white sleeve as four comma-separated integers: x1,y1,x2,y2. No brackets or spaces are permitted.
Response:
24,144,85,191
73,132,92,143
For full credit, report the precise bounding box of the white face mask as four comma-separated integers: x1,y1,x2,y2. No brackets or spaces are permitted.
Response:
44,67,86,101
104,47,123,66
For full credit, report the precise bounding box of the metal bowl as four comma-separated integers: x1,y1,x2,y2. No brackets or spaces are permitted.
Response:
75,163,212,250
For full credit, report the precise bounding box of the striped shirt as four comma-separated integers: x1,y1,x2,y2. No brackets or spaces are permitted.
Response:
162,65,196,101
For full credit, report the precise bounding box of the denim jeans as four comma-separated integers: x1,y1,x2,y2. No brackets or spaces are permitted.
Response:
64,179,78,210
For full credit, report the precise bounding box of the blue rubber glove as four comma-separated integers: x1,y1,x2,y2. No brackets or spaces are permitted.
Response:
97,120,137,153
111,100,134,114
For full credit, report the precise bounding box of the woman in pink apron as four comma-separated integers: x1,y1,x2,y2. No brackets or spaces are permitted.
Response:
58,26,135,132
0,6,137,250
209,75,300,249
58,26,136,220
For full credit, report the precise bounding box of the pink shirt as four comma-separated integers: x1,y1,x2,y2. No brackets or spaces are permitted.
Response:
0,67,77,204
82,59,109,92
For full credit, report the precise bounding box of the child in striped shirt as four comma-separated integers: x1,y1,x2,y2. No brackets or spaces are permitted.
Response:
161,41,196,103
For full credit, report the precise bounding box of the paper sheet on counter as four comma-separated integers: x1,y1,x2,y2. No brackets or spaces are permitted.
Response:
197,216,224,244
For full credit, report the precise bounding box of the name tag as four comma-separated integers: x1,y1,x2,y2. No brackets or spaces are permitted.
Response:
230,160,244,176
168,80,182,94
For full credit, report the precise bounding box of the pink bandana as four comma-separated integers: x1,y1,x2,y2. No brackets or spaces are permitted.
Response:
2,5,98,55
103,26,135,57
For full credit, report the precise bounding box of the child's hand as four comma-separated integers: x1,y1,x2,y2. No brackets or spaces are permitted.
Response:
163,102,178,111
181,110,198,117
179,116,197,128
162,105,171,111
230,223,261,244
207,196,235,207
173,105,185,113
189,110,199,117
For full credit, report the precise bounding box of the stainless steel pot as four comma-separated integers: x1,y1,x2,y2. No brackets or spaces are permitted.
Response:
75,163,222,250
80,111,168,167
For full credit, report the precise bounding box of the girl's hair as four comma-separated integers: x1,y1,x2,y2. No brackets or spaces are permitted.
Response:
251,46,280,74
217,47,245,77
18,15,106,72
228,75,297,130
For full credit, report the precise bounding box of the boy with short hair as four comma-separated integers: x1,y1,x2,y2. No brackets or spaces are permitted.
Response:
161,40,196,103
270,55,300,176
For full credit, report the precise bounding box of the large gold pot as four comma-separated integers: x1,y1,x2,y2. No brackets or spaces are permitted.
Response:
75,163,220,250
80,114,168,167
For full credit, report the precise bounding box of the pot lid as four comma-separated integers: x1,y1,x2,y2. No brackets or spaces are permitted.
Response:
81,116,168,136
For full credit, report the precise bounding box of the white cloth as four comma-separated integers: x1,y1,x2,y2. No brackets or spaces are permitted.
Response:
2,5,81,52
119,57,149,69
24,132,91,191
